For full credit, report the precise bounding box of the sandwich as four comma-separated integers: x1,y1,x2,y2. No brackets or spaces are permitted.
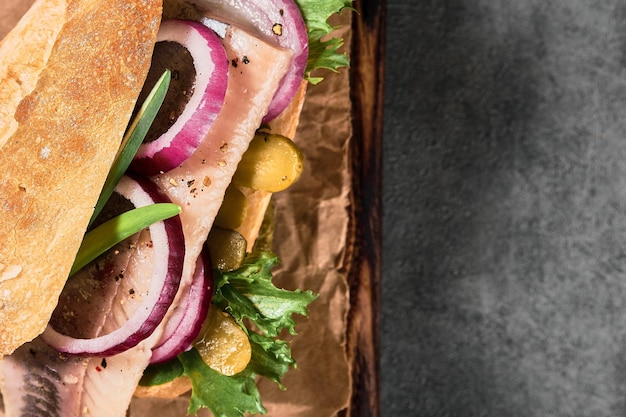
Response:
0,0,353,415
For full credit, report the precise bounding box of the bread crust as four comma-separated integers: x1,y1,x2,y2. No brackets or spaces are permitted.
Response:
0,0,162,355
0,0,66,148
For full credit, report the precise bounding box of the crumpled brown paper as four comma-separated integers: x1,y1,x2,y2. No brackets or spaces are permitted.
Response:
0,2,354,416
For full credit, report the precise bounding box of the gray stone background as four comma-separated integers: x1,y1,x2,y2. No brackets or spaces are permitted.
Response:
382,1,626,416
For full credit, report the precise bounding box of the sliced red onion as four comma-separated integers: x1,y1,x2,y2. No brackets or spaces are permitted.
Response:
149,248,213,364
131,19,229,175
41,174,185,357
197,0,308,122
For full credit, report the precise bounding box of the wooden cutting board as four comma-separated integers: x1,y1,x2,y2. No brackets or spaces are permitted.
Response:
342,0,385,416
0,0,385,414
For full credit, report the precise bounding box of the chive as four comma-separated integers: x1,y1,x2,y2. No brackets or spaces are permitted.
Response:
71,203,180,277
89,70,172,226
73,70,175,278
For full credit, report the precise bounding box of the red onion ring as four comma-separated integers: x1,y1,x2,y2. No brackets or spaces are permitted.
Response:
197,0,308,122
41,174,185,357
149,248,213,364
131,19,229,175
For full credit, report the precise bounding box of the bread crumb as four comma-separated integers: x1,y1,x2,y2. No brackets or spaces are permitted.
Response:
40,146,51,159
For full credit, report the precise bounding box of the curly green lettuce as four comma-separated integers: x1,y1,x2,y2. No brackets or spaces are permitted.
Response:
140,252,318,417
297,0,354,84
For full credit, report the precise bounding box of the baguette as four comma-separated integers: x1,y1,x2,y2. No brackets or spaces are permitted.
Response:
0,0,63,147
0,0,161,355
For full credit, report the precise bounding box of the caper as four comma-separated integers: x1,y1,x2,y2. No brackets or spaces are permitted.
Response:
193,308,251,376
205,227,247,271
214,185,249,230
233,132,304,192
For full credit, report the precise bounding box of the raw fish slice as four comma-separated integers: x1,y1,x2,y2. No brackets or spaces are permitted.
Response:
150,24,293,344
0,337,158,417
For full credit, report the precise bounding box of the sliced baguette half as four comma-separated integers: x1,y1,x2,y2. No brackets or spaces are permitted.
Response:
0,0,163,355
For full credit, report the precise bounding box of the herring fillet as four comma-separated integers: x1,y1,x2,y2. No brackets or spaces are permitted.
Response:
151,24,294,298
0,26,293,417
148,24,293,350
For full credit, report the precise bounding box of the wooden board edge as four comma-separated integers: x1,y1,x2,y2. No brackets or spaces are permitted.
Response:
341,0,386,416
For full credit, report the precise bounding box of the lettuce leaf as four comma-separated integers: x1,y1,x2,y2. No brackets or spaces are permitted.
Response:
295,0,354,84
139,251,318,417
175,330,297,417
178,349,265,417
142,332,299,417
247,331,295,389
212,251,318,337
139,354,184,385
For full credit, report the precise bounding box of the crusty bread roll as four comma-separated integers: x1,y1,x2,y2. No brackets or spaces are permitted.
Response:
0,0,63,147
0,0,162,355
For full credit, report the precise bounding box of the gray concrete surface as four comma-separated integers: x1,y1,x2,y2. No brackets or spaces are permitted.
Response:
382,1,626,416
